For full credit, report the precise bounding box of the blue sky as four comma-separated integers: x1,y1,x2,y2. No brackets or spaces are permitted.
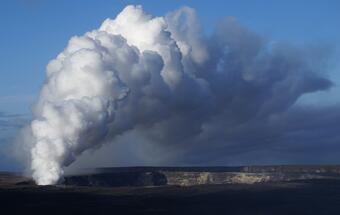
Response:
0,0,339,114
0,0,340,170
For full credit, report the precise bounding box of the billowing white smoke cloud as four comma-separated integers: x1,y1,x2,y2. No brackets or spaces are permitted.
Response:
26,5,331,185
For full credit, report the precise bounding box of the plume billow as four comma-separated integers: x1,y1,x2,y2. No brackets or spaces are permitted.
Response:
22,5,332,185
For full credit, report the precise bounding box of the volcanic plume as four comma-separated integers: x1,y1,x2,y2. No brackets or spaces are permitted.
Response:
23,5,331,185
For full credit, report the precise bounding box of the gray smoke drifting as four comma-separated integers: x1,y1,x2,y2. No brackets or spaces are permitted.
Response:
22,5,332,185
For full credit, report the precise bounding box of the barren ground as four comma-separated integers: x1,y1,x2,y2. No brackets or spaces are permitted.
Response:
1,172,340,214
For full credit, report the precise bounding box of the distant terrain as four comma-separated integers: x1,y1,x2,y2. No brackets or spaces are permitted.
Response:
1,166,340,214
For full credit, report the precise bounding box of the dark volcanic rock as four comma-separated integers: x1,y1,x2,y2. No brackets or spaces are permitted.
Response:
2,166,340,214
62,165,340,187
2,179,340,214
64,171,167,187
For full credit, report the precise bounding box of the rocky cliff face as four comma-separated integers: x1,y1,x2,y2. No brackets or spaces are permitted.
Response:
163,172,333,186
62,166,340,187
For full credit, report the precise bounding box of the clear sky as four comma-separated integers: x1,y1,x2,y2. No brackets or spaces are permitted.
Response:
0,0,339,170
